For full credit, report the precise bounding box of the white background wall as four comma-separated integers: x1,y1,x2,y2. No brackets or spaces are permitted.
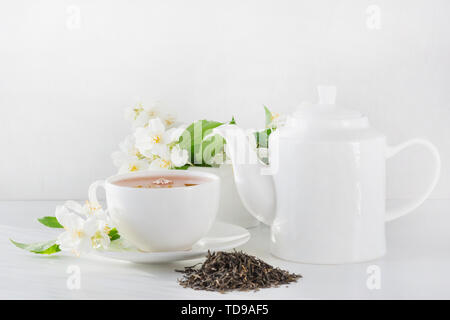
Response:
1,0,449,200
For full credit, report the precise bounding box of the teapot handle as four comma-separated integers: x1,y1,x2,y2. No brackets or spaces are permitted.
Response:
385,139,441,222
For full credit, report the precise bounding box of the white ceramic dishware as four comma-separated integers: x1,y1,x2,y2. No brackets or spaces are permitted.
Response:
88,170,220,252
214,86,441,264
188,165,259,228
93,222,251,263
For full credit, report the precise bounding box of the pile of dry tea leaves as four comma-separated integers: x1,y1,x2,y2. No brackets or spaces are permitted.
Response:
176,250,302,292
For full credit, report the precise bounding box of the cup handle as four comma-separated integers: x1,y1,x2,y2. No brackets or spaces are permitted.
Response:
385,139,441,222
88,180,106,206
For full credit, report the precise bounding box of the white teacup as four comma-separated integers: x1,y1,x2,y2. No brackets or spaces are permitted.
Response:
88,170,221,252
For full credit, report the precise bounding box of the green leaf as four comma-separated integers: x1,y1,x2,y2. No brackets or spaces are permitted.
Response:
173,164,190,170
38,216,63,228
178,120,224,165
229,116,236,125
108,228,120,241
10,239,61,255
190,163,213,168
254,128,272,149
202,132,226,166
264,105,273,128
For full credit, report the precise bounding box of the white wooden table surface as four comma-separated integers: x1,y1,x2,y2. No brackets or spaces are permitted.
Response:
1,200,450,299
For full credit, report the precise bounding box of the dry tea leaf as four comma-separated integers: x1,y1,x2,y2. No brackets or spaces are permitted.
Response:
176,250,301,293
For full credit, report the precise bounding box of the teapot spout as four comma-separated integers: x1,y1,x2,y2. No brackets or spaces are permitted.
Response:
213,125,276,225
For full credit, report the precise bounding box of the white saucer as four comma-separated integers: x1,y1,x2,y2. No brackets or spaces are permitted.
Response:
93,222,250,263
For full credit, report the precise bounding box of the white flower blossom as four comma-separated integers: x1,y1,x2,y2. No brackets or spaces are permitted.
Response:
118,158,149,174
267,112,287,129
145,144,189,170
111,135,151,174
170,145,189,167
134,107,159,128
111,135,140,168
161,113,177,128
117,102,191,171
55,200,114,255
125,100,163,129
55,205,99,256
148,157,173,170
91,218,111,250
124,102,142,123
134,118,178,158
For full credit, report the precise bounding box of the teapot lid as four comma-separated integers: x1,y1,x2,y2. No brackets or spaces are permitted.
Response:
291,86,364,122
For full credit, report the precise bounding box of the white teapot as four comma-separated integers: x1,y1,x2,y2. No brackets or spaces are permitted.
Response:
214,86,441,264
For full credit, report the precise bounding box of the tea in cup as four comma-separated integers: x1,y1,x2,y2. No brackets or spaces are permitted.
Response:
88,170,221,252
